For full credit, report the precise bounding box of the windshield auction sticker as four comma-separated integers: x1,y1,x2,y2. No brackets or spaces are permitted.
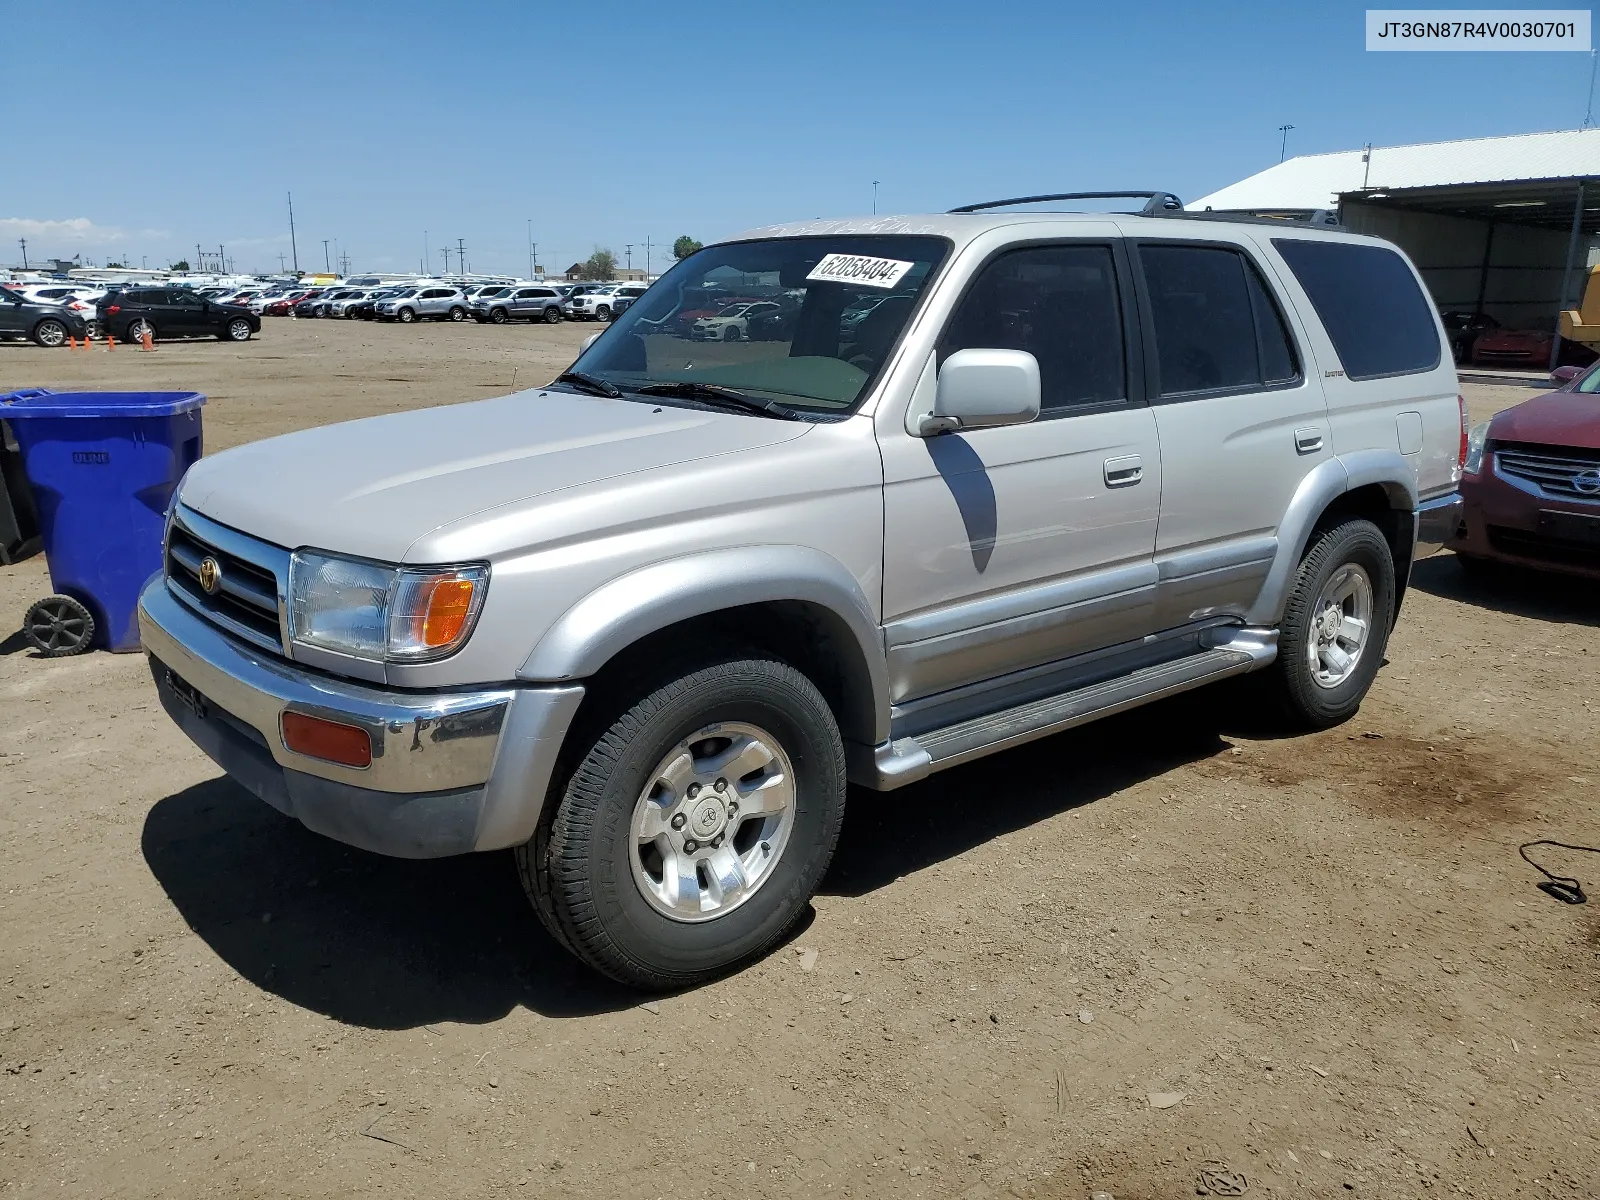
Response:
1366,10,1590,50
806,254,915,289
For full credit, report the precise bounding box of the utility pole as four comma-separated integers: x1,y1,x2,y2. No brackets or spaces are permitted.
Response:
527,219,533,280
321,240,331,272
1585,48,1599,128
17,238,26,269
1278,124,1295,163
441,247,451,275
287,192,299,273
196,244,203,272
625,244,634,275
645,236,652,280
456,238,466,276
219,245,226,275
278,252,287,273
530,242,538,279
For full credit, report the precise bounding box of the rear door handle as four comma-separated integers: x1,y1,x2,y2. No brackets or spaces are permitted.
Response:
1104,455,1143,487
1294,428,1325,454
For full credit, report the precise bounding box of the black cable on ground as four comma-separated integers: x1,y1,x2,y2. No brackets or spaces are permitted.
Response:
1518,840,1600,905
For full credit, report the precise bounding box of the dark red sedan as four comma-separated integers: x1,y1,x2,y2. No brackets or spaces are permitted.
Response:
1450,362,1600,578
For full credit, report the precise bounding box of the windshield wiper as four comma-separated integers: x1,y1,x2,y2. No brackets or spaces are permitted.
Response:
634,381,803,421
553,370,622,398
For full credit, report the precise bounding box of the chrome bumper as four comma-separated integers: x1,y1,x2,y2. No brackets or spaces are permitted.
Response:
139,577,583,857
1415,491,1463,558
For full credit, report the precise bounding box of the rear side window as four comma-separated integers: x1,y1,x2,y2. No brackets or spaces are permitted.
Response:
1272,239,1441,379
939,243,1126,413
1138,244,1300,396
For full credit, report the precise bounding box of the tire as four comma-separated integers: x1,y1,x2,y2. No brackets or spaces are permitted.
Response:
490,307,509,324
517,654,847,989
126,318,155,345
397,308,415,324
223,318,252,342
722,325,740,341
1268,518,1395,730
31,319,67,348
594,305,612,323
24,595,95,656
543,306,562,324
449,306,466,322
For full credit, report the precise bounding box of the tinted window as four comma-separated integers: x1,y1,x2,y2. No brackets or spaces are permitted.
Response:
1140,245,1259,394
1272,239,1440,379
939,244,1126,412
1247,265,1298,383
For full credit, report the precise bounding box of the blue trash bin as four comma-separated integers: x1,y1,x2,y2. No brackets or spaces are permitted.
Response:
2,389,205,654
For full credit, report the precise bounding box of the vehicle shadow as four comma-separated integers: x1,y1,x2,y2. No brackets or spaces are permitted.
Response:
140,777,637,1028
824,695,1231,896
1409,553,1599,627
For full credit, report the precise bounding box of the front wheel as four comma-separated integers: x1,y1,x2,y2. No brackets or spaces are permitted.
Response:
543,305,562,324
490,307,509,324
1268,518,1395,730
223,318,253,342
722,325,741,341
594,305,612,322
517,654,846,989
397,307,416,323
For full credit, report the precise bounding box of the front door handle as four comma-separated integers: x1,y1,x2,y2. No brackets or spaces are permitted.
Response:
1104,455,1143,487
1294,428,1325,455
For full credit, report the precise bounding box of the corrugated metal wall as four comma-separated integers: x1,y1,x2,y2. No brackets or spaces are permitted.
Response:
1341,200,1591,328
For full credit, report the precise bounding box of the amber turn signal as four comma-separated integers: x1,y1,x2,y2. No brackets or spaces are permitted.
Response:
281,711,373,768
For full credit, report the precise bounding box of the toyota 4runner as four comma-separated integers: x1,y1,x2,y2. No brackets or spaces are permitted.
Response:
139,192,1464,988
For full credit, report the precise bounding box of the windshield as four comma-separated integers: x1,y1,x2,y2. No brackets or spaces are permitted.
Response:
1574,365,1600,393
570,235,950,414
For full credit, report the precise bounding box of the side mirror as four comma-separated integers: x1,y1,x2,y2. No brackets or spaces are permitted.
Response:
581,332,601,352
918,348,1041,436
1551,364,1583,384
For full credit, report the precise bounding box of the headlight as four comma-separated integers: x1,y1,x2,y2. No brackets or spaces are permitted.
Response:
1463,421,1490,476
287,551,488,663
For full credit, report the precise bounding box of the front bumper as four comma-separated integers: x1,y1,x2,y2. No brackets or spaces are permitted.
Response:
1415,491,1463,558
1449,468,1600,579
139,577,584,858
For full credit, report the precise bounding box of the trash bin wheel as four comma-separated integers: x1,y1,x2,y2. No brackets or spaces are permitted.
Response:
23,595,96,657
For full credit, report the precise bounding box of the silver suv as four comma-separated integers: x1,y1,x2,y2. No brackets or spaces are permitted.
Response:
139,191,1463,989
470,284,565,324
375,285,468,323
564,283,646,322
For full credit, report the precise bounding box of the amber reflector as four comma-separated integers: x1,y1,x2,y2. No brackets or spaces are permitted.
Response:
281,712,372,768
417,576,477,648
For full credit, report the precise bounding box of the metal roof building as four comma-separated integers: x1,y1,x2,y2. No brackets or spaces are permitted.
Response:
1192,130,1600,368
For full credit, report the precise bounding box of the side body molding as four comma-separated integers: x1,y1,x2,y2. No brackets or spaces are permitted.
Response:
518,546,891,744
1247,450,1417,627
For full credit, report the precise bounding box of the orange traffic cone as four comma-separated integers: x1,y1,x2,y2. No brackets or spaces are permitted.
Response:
80,335,91,351
140,330,154,352
105,332,115,350
67,336,77,349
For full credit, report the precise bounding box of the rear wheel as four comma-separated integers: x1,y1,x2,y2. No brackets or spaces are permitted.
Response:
1267,518,1395,730
449,306,466,322
543,305,562,324
223,318,252,342
126,318,155,344
517,654,846,989
31,319,67,347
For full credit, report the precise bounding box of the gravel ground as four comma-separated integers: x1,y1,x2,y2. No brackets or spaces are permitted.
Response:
1,322,1596,1199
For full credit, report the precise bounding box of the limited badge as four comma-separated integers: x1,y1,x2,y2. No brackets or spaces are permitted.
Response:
806,253,914,289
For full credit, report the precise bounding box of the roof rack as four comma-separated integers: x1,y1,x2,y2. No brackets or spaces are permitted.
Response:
949,191,1184,216
1155,207,1343,229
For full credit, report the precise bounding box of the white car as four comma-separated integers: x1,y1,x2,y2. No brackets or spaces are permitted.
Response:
691,300,783,341
563,284,623,321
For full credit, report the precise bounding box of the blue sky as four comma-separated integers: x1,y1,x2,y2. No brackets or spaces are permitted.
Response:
3,0,1597,275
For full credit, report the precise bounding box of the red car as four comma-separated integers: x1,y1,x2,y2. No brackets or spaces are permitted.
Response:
264,289,318,316
1450,361,1600,578
1472,326,1596,368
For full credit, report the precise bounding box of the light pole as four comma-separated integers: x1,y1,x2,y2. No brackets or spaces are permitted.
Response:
1278,124,1295,163
527,219,534,279
322,239,331,272
872,180,880,214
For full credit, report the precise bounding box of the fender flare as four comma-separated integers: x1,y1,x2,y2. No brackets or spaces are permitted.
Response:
518,546,891,744
1247,450,1417,626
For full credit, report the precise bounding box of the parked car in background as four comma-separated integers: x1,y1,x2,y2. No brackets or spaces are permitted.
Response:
1441,310,1498,364
375,286,468,323
692,299,784,341
470,284,565,324
265,289,318,316
328,290,376,317
1451,360,1600,579
563,284,624,321
607,284,647,317
98,287,259,343
348,288,403,320
0,289,90,346
1472,324,1597,368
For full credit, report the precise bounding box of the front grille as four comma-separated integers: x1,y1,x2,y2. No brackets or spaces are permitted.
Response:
1495,443,1600,500
1486,525,1600,571
165,513,288,654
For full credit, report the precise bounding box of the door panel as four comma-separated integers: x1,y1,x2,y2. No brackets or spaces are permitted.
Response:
881,237,1159,705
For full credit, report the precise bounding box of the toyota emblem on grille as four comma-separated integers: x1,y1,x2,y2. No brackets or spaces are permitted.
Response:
1574,468,1600,496
198,556,223,594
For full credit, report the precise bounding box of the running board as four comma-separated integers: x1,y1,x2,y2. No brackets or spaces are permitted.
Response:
850,629,1276,790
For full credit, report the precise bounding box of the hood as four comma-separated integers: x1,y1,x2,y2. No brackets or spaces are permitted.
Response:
178,389,812,562
1491,387,1600,451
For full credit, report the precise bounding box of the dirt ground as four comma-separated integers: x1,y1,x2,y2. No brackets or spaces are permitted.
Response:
2,321,1597,1199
